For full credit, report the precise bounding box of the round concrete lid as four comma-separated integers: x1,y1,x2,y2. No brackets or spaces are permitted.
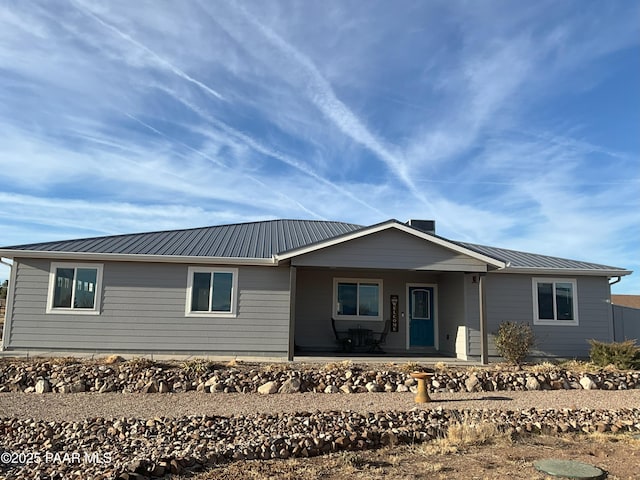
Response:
533,459,605,479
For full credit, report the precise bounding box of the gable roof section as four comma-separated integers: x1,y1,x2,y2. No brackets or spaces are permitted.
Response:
0,220,362,265
275,219,507,269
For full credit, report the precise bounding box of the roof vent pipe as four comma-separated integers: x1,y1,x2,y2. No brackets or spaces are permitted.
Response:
407,220,436,235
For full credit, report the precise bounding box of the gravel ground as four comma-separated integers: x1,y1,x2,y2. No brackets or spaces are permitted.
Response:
2,390,640,421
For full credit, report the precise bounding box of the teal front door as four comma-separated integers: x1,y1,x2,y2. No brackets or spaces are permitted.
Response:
409,286,434,347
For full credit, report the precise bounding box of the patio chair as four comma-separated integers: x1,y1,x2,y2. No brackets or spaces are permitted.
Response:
331,317,352,352
368,319,391,353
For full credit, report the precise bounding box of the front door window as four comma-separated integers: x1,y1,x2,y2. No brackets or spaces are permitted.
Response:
411,289,431,320
409,286,435,347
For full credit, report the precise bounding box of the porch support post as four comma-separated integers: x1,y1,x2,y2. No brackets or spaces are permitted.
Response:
287,266,297,361
479,273,488,364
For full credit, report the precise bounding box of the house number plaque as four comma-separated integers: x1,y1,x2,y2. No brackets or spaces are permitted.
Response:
390,295,399,332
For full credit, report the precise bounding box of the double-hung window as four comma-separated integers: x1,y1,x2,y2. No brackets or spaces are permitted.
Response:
47,263,103,314
532,278,578,325
186,267,237,316
333,278,383,321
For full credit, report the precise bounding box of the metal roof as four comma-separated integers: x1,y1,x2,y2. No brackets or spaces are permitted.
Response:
458,241,626,272
0,219,630,274
0,220,363,259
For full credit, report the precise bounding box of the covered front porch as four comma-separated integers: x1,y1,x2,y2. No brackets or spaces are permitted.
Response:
291,267,485,360
279,220,502,362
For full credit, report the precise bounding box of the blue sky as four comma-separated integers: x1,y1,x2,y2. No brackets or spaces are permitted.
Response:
0,0,638,293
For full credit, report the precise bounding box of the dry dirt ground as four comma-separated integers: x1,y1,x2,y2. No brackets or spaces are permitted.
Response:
182,432,640,480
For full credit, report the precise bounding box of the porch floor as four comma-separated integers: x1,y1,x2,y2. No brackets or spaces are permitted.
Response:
293,352,478,365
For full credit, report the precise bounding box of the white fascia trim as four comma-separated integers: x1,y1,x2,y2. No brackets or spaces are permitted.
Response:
275,221,506,268
495,267,633,277
0,250,277,266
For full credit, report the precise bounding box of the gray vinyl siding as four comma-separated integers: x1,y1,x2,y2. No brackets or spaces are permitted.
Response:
294,268,442,352
292,229,488,272
6,258,290,354
481,273,613,359
437,273,466,356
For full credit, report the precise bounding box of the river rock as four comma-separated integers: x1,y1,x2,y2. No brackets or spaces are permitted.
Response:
70,380,86,393
580,377,598,390
204,377,218,387
35,379,50,394
366,382,381,392
142,381,157,393
340,385,353,394
278,377,301,394
526,377,541,391
258,381,278,394
465,374,480,392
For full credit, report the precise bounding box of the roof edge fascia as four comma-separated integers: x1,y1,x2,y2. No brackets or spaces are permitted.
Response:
0,250,277,266
494,267,633,277
275,220,506,268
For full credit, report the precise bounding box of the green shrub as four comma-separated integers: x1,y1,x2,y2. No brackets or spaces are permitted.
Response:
588,339,640,370
494,321,535,365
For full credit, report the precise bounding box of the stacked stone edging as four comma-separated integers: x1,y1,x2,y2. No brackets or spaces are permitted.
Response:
1,408,639,480
0,359,639,395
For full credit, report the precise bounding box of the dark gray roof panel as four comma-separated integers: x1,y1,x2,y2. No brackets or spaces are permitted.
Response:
458,242,624,271
1,219,628,273
2,220,363,259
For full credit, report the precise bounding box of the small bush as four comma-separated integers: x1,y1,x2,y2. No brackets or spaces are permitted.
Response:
322,360,353,372
494,321,535,365
589,339,640,370
434,361,448,372
51,357,82,366
446,420,499,447
127,357,154,371
338,451,367,469
526,361,557,374
399,361,422,374
181,358,212,375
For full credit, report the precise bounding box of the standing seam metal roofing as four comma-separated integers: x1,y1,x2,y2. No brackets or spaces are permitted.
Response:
0,219,629,273
0,220,364,258
457,241,625,271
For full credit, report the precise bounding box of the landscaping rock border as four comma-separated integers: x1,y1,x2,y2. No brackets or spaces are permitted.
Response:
0,359,638,395
1,408,639,479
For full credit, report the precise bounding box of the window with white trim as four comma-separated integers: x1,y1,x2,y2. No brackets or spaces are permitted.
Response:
47,263,103,314
532,278,578,325
186,267,238,316
333,278,383,321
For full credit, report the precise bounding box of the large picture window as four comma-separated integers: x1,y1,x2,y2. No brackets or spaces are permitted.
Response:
532,278,578,325
333,278,383,321
47,263,103,314
186,267,237,316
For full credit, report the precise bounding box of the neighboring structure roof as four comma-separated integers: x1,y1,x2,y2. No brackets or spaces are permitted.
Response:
0,218,632,276
611,295,640,309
